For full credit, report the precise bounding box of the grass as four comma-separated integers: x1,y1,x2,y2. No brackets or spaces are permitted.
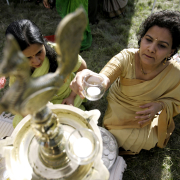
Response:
0,0,180,179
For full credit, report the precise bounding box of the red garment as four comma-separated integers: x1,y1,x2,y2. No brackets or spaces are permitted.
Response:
44,35,55,42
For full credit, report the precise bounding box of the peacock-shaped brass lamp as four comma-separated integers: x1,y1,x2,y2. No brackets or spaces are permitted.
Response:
0,7,109,180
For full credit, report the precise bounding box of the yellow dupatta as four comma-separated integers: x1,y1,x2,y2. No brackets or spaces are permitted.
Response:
10,57,50,128
9,56,49,86
103,60,180,148
31,56,49,78
11,54,85,128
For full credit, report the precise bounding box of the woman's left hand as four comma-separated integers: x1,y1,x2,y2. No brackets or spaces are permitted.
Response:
61,91,76,106
61,96,75,106
135,102,162,125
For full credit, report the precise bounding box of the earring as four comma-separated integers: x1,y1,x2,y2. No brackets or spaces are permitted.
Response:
163,57,167,65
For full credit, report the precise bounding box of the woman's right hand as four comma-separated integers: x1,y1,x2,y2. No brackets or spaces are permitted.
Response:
70,69,95,99
43,0,50,8
70,69,110,99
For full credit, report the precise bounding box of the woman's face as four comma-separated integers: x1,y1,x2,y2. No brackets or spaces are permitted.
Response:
22,43,46,69
139,25,175,66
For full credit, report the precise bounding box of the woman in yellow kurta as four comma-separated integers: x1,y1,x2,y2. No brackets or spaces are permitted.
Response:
5,19,87,128
70,10,180,154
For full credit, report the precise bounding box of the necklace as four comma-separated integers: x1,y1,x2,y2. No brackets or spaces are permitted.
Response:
139,58,161,75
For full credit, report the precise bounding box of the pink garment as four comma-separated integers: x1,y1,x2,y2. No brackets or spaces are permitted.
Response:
0,77,6,89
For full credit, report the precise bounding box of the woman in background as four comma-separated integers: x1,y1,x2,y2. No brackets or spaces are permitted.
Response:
43,0,93,51
5,19,87,128
103,0,128,18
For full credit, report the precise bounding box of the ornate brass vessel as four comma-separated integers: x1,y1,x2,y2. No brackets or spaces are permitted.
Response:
0,7,109,180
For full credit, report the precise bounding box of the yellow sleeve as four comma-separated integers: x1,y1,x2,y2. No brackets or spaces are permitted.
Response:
100,49,137,83
9,76,16,87
72,55,82,72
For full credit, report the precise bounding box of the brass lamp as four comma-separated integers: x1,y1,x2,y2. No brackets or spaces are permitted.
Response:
0,7,109,180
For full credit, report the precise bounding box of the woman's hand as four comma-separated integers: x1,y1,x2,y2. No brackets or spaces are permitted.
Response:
135,102,163,125
43,0,50,8
61,91,76,106
70,69,110,99
70,69,98,99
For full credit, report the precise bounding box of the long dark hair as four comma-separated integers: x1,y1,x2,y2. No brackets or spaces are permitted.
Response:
5,19,58,72
137,10,180,59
